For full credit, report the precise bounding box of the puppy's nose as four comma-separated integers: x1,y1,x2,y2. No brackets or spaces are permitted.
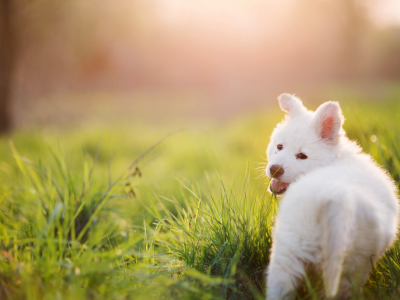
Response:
270,164,284,178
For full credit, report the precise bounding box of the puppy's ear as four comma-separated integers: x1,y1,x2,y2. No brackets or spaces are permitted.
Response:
314,101,344,144
277,93,306,117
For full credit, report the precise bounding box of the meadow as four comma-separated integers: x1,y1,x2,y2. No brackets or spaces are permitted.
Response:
1,91,400,300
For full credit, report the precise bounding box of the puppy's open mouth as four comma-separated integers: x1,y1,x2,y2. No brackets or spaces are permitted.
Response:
269,178,290,195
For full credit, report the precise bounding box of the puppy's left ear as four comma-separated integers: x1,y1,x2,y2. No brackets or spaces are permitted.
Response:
314,101,344,144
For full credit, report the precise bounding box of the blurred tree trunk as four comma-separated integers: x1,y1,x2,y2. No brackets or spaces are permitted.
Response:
0,0,14,134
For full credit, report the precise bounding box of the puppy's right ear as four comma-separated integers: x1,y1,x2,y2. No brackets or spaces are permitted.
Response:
278,93,306,117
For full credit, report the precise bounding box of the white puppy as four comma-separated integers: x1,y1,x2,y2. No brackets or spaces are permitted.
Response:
265,94,399,299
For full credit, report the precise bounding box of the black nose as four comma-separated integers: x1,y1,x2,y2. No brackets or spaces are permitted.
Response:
270,164,284,178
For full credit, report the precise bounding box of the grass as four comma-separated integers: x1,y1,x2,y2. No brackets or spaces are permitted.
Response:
0,93,400,300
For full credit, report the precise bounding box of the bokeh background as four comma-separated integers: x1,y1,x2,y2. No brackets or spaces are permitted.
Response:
2,2,400,299
1,0,400,131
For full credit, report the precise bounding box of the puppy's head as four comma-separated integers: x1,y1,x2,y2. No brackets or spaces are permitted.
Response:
266,93,344,195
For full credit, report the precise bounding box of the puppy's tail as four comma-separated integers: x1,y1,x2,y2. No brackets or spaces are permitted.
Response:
321,198,355,298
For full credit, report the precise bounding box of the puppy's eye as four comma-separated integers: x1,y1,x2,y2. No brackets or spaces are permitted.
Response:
277,144,283,150
296,153,308,160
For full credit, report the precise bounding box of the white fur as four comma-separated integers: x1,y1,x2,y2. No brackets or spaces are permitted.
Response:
266,94,399,299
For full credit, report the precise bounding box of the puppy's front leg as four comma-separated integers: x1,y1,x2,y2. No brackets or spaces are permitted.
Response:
266,248,305,300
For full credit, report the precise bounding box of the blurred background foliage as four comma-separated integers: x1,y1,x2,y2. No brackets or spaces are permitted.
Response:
0,0,400,131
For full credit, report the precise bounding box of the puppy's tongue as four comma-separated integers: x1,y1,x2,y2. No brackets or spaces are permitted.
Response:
270,179,289,194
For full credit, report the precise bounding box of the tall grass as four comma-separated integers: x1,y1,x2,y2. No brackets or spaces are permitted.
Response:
1,138,274,300
150,163,277,299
